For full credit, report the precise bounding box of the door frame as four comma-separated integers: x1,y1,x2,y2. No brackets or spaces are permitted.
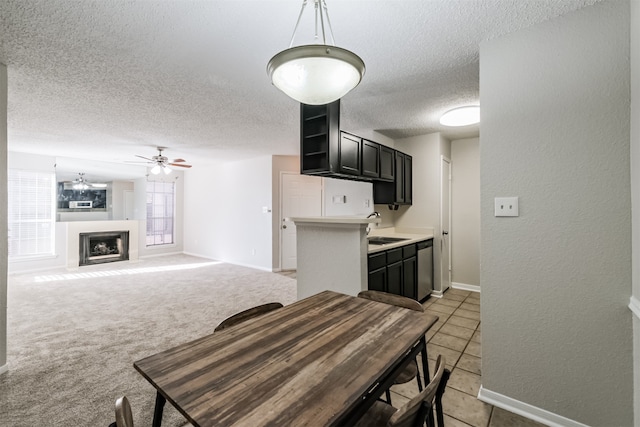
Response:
278,171,324,271
440,155,452,292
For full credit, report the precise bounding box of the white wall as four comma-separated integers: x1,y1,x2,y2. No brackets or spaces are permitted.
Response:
0,63,7,374
322,177,373,216
183,156,273,270
630,0,640,423
394,132,450,293
451,138,480,287
480,1,632,425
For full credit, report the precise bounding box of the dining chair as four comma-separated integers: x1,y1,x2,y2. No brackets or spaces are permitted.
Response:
214,302,283,332
354,355,449,427
357,290,424,404
108,395,134,427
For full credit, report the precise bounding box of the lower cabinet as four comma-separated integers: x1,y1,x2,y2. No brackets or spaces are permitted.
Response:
367,243,418,300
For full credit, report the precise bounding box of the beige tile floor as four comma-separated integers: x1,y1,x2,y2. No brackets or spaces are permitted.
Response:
388,288,546,427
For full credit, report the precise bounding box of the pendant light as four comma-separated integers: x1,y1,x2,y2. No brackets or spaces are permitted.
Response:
267,0,365,105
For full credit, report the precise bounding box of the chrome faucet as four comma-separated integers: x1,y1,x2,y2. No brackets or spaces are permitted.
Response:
366,212,380,235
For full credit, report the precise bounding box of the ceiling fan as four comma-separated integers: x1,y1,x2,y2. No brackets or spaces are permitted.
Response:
132,147,193,175
71,173,107,190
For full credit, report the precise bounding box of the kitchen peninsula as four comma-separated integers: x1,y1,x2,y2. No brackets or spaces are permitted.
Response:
289,216,433,300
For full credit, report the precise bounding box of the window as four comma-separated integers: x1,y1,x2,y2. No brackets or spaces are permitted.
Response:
7,169,56,258
146,181,175,246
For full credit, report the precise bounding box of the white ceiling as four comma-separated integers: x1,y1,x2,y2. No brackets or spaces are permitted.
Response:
0,0,600,173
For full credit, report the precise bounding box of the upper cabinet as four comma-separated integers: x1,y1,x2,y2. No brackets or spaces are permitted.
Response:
300,101,411,206
373,151,413,206
300,100,340,174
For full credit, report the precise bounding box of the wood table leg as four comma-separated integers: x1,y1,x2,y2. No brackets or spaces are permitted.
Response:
152,392,166,427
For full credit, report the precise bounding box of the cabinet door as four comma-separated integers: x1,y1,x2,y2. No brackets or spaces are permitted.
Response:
368,267,387,292
379,146,395,181
339,132,361,176
361,139,380,179
402,256,417,300
404,155,412,205
395,153,405,204
387,261,403,295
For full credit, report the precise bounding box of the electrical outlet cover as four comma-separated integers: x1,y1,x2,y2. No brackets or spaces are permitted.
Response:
494,197,519,217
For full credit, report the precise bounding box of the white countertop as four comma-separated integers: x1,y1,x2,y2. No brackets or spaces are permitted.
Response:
367,229,434,254
288,216,382,225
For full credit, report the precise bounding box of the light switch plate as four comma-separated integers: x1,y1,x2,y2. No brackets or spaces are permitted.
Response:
332,195,346,204
494,197,519,217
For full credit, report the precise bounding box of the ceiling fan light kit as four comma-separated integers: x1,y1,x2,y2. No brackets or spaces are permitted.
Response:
440,106,481,127
71,172,107,189
134,147,192,174
267,0,365,105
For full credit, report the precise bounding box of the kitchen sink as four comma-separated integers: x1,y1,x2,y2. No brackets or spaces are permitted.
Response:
367,236,410,245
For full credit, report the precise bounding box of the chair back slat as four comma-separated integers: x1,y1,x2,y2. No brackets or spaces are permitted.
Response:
115,396,134,427
357,290,424,312
214,302,283,332
387,355,446,427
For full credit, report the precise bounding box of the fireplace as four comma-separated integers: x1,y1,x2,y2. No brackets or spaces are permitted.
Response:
79,231,130,266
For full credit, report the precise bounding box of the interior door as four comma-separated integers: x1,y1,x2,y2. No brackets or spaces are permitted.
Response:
441,156,452,291
280,173,322,270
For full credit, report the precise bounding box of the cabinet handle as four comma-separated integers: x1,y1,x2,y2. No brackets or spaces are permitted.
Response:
442,231,449,235
282,225,287,229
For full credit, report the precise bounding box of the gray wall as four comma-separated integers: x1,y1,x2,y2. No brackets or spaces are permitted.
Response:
480,1,632,425
395,132,450,294
0,64,7,373
630,0,640,423
451,138,480,287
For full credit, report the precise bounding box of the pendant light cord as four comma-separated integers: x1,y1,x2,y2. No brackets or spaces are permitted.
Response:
288,0,336,48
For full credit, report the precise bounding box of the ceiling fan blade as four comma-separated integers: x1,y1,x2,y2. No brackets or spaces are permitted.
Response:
170,158,186,163
168,163,192,168
135,155,154,161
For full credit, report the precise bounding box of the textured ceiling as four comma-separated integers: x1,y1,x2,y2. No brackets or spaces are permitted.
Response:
0,0,600,175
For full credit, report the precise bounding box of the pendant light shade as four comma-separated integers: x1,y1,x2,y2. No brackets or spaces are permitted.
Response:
267,0,365,105
268,45,364,105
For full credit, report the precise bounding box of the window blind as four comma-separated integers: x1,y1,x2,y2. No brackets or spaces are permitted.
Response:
8,169,55,257
146,181,175,246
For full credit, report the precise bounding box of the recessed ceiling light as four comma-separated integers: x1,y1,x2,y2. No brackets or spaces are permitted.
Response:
440,106,480,127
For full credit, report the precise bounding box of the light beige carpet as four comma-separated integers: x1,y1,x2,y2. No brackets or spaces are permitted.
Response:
0,254,297,426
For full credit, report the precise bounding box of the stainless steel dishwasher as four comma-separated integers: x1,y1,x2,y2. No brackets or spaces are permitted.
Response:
417,239,433,301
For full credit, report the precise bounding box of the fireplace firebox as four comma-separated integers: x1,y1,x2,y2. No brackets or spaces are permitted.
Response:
79,231,129,266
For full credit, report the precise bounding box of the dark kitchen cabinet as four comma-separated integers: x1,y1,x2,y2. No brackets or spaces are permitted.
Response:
300,101,412,190
367,243,418,300
361,139,381,179
379,145,395,181
402,256,417,299
300,100,340,174
368,267,387,292
373,151,413,206
339,132,362,176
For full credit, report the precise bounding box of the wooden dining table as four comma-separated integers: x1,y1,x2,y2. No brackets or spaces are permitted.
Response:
133,290,439,427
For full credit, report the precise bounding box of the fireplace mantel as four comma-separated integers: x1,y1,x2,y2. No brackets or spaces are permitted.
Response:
63,220,140,269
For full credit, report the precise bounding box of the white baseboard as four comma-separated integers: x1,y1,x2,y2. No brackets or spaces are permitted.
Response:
429,290,444,298
452,282,480,293
478,386,588,427
0,363,8,375
629,295,640,320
